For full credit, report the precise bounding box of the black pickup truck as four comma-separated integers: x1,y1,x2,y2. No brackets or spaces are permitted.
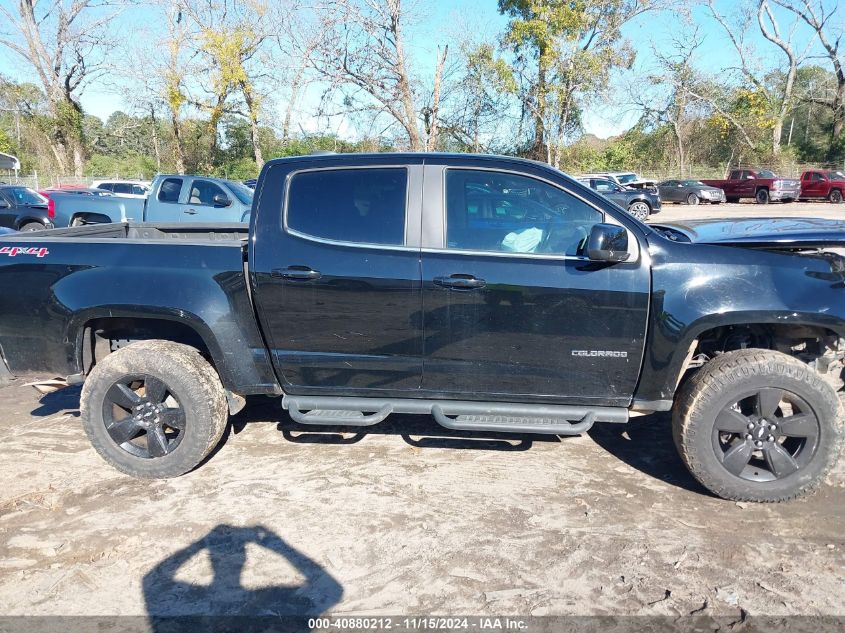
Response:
0,153,843,502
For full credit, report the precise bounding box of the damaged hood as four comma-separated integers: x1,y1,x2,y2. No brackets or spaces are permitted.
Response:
651,217,845,247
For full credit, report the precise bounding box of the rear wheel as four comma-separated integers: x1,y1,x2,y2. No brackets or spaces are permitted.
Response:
19,222,44,232
627,200,650,221
755,188,770,204
673,349,844,502
686,193,700,205
830,190,843,204
80,340,229,478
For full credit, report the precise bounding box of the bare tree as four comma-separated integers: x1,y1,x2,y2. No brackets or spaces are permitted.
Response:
705,0,809,156
0,0,121,175
773,0,845,147
311,0,439,150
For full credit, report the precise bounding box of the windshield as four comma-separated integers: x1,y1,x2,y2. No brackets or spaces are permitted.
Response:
757,170,776,178
227,180,254,205
3,187,47,205
828,171,845,180
616,174,638,184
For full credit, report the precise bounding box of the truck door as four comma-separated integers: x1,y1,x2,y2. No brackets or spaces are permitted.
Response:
143,176,185,222
419,164,650,406
180,178,240,222
251,159,424,393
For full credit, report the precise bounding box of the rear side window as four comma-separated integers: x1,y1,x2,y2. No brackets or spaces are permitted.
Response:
286,168,407,246
158,178,183,203
98,183,114,191
113,183,132,194
132,185,147,195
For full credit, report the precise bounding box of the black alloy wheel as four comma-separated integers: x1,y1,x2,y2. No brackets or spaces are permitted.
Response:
712,388,819,482
102,374,186,458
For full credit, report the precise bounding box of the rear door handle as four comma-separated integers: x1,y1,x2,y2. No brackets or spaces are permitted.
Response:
272,267,322,281
433,274,486,290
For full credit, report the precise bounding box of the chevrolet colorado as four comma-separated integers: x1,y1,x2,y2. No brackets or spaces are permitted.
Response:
0,153,842,502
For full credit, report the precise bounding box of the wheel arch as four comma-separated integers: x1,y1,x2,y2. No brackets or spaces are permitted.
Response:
68,309,235,390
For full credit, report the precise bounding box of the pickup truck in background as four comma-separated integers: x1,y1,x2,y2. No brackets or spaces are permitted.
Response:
701,169,800,204
799,170,845,203
52,174,253,227
0,152,844,504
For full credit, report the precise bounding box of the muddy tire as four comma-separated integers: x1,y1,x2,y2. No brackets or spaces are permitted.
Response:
673,349,844,502
80,340,228,478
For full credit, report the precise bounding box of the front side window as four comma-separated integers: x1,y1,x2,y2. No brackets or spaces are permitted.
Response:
158,178,183,203
189,180,226,206
287,168,407,246
446,170,602,256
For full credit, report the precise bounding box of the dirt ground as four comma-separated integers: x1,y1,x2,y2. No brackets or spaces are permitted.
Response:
1,200,844,624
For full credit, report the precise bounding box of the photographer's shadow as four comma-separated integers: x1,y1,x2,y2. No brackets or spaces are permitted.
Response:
143,525,342,628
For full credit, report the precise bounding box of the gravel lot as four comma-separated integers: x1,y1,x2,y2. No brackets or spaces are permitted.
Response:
1,200,844,625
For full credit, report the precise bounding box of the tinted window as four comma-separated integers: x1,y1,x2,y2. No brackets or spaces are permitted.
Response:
445,170,602,256
97,183,114,192
188,179,226,206
729,171,742,180
158,178,183,203
287,168,407,246
113,183,132,194
132,185,147,195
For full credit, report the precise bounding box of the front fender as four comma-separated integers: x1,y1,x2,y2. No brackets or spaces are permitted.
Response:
635,239,845,404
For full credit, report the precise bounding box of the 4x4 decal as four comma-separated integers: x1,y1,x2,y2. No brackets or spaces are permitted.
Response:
0,246,49,258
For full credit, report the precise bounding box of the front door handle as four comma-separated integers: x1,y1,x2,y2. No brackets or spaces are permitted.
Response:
184,208,198,215
272,267,322,281
433,274,486,290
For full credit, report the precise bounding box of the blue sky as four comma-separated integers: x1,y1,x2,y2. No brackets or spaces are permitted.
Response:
0,0,837,140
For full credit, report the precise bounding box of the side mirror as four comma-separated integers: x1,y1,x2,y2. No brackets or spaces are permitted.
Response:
587,223,630,262
213,193,232,207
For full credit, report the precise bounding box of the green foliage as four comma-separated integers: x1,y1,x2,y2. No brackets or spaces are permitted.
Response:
84,153,158,178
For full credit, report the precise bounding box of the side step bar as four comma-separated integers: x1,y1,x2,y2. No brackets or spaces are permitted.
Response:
282,396,626,435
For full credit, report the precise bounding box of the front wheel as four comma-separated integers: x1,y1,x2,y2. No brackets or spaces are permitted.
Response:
830,190,843,204
755,189,770,204
627,201,650,221
686,193,700,205
80,340,229,478
673,349,844,502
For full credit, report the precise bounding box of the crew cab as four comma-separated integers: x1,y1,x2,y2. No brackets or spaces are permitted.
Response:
701,169,800,204
0,153,843,503
799,170,845,203
51,174,253,227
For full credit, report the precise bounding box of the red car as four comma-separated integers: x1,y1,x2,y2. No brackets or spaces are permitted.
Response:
701,169,800,204
799,170,845,203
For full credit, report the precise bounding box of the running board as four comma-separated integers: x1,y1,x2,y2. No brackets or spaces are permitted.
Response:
282,396,626,434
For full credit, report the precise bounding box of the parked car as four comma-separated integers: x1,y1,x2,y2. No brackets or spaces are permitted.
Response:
799,170,845,203
0,185,54,231
5,152,844,502
577,176,660,220
91,180,151,199
581,171,658,193
51,174,254,227
657,179,726,205
701,169,800,204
